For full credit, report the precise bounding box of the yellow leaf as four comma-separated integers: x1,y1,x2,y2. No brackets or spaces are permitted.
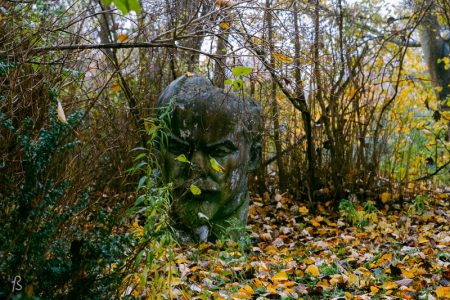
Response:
175,257,188,264
253,278,264,288
171,277,184,286
370,286,379,294
284,281,296,287
417,120,426,128
401,268,415,279
57,101,68,124
238,285,254,296
418,237,428,243
220,22,230,30
230,292,252,299
377,253,392,266
311,219,321,227
117,33,128,42
436,287,450,298
25,284,33,297
344,291,353,299
273,52,294,64
348,274,359,286
383,281,398,290
380,192,391,203
266,283,277,293
317,279,329,289
111,82,121,92
330,274,343,285
302,257,315,264
271,271,288,282
305,265,320,277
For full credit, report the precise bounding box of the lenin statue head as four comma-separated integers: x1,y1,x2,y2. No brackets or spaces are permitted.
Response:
157,74,262,242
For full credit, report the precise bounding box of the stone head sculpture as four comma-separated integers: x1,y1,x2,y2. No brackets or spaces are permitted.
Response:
157,74,262,242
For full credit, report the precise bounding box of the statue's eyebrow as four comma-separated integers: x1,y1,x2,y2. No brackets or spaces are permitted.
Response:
206,140,238,150
167,133,189,145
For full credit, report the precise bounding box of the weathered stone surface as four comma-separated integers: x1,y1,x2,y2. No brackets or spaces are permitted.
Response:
157,74,262,242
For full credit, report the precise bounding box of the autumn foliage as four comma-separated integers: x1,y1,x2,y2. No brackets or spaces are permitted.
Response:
0,0,449,298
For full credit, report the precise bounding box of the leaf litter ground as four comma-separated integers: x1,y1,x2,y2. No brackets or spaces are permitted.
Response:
145,191,450,299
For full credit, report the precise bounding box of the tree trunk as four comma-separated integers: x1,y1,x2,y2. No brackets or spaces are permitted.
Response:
213,8,230,88
419,0,450,140
293,0,317,194
266,0,288,191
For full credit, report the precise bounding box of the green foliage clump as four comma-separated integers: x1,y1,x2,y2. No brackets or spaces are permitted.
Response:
0,105,137,299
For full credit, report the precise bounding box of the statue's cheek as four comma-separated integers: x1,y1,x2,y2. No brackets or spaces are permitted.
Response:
229,169,242,191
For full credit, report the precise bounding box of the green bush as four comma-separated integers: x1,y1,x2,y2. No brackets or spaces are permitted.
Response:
0,106,137,299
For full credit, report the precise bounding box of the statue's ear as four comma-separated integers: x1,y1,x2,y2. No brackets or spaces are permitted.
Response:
248,141,262,172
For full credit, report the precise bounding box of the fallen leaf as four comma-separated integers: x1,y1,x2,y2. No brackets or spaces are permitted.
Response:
370,286,379,294
383,281,398,290
436,287,450,298
303,257,315,264
401,268,415,279
344,291,353,299
271,271,288,283
230,285,254,299
348,273,359,286
305,265,320,277
311,219,321,227
395,278,413,286
418,236,428,243
299,206,309,215
381,192,391,203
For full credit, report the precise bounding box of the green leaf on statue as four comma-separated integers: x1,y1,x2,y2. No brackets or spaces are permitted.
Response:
209,156,224,173
190,184,202,195
224,79,233,85
175,154,190,163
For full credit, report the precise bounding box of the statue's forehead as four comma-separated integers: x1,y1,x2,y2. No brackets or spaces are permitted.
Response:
170,101,245,145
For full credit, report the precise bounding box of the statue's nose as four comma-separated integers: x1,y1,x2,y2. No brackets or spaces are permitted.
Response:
190,150,209,175
189,150,220,191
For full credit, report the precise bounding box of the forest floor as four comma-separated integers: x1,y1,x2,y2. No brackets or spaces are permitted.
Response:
141,191,450,299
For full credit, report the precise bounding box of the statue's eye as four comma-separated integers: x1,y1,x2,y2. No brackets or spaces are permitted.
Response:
167,138,190,155
209,142,237,157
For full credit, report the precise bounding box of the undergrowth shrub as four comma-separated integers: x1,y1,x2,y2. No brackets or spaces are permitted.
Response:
119,109,178,298
0,103,137,298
